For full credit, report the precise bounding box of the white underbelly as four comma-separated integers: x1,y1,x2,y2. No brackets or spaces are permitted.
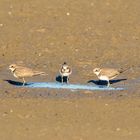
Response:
98,75,109,81
62,73,70,76
13,73,18,78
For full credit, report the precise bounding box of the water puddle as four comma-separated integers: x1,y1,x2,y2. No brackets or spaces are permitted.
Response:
22,82,124,91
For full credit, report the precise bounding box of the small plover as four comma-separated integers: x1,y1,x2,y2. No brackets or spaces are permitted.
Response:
93,67,127,87
59,62,72,83
9,64,45,86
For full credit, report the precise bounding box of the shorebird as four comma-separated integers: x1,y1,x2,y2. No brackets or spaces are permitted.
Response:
9,64,45,86
59,62,72,83
93,67,127,87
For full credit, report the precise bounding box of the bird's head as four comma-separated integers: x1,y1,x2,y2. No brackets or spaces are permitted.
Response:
62,62,68,69
93,68,101,75
9,64,17,72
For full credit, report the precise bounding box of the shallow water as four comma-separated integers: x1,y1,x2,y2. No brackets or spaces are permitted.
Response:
23,82,124,91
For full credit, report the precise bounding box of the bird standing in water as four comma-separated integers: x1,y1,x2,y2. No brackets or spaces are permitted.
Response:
59,62,72,83
93,67,127,87
9,64,46,86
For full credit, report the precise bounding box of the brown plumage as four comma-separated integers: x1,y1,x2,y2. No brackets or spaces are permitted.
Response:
9,64,45,86
93,67,128,87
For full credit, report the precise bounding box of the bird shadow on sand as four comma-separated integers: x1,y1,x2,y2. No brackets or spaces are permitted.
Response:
4,80,31,86
56,75,67,83
87,79,127,86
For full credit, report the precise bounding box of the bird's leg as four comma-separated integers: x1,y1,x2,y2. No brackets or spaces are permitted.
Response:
22,78,26,86
107,80,110,87
61,76,63,83
67,76,69,84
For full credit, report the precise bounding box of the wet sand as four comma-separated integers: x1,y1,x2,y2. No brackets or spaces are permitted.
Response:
0,0,140,139
0,98,140,140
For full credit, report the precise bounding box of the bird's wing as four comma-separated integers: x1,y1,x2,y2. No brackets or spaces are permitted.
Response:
32,70,46,76
67,66,72,74
15,67,35,77
100,68,119,79
59,67,63,74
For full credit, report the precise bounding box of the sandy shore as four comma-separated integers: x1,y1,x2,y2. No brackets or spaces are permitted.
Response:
0,0,140,139
0,98,140,140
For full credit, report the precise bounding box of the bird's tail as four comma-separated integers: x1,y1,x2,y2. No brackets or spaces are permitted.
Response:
33,71,46,76
118,66,132,73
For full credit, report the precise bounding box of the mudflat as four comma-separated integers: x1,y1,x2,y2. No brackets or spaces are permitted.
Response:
0,0,140,140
